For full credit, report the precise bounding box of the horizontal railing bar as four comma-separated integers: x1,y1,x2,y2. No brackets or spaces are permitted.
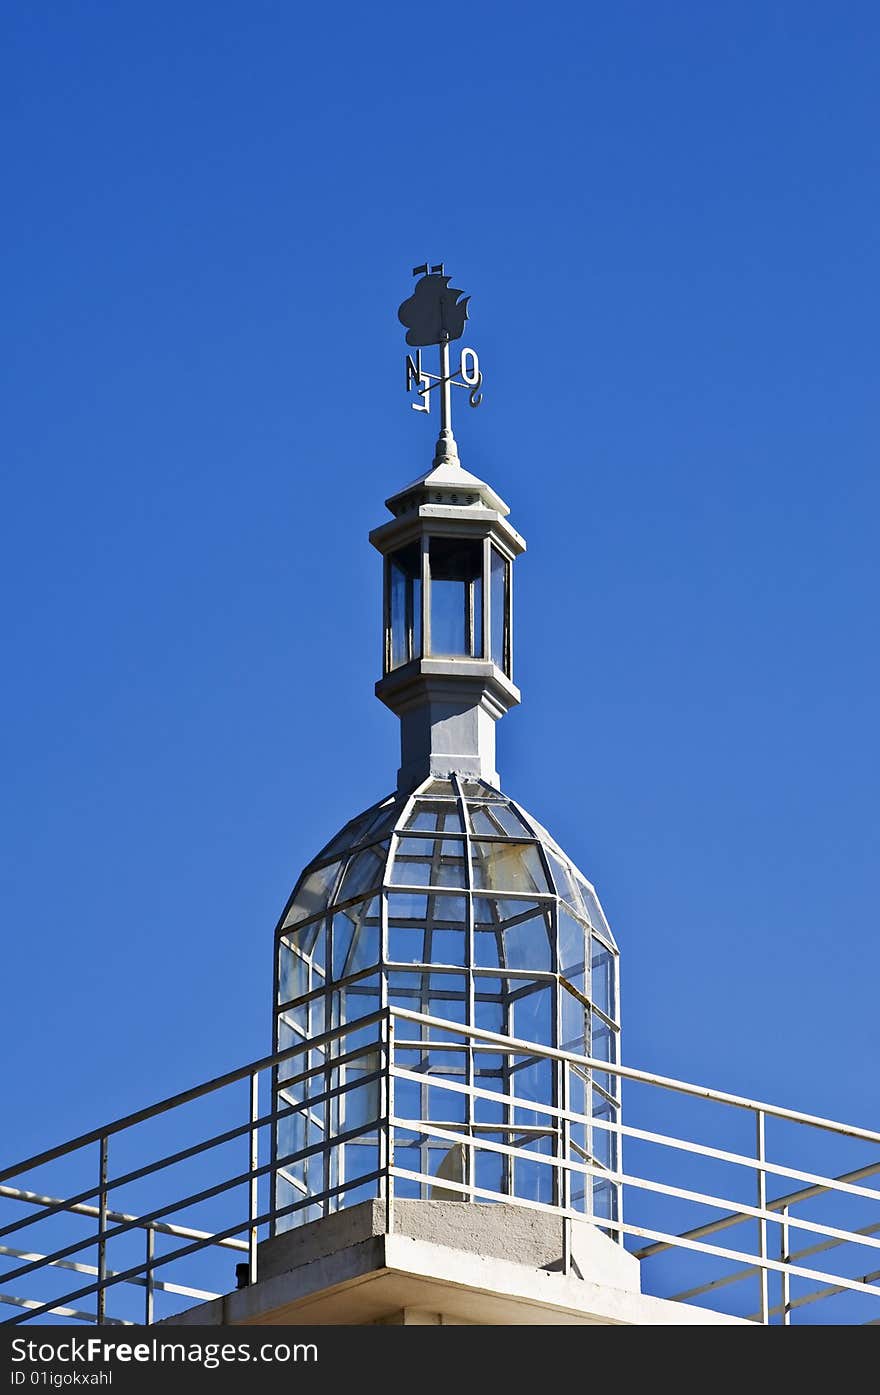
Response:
615,1126,880,1207
389,1007,880,1143
390,1115,880,1256
758,1160,880,1213
4,1002,876,1204
4,1002,879,1326
615,1220,880,1302
275,1040,387,1094
0,1293,124,1324
394,1038,543,1056
749,1268,880,1322
0,1186,248,1251
0,1010,389,1184
5,1168,384,1327
636,1159,880,1258
388,1165,880,1303
0,1106,281,1244
667,1219,880,1304
786,1219,880,1266
0,1056,375,1243
0,1246,220,1305
668,1266,757,1305
1,1114,381,1290
391,1063,880,1210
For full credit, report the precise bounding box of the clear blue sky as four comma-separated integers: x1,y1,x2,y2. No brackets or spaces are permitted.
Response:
2,1,877,1167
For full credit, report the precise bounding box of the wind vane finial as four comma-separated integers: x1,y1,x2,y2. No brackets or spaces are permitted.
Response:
397,263,483,468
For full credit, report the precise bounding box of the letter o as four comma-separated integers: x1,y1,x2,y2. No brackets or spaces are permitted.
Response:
460,347,480,386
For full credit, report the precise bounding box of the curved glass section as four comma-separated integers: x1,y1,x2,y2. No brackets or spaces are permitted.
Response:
273,775,621,1235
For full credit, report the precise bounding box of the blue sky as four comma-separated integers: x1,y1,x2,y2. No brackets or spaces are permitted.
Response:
2,0,877,1175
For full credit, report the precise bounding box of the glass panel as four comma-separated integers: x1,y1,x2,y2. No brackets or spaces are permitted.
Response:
387,969,430,1008
577,876,613,941
512,986,554,1048
390,559,407,669
591,939,616,1020
475,1147,504,1197
546,850,580,912
331,897,380,979
276,1016,308,1085
279,940,311,1003
357,798,402,845
473,570,483,658
471,841,550,894
404,800,464,833
558,908,587,983
490,545,509,674
335,1051,380,1133
387,891,428,920
561,985,587,1052
502,908,552,971
418,778,458,798
474,895,538,926
473,994,504,1034
387,890,465,965
458,779,505,802
430,927,466,966
511,1052,553,1100
314,808,380,862
429,536,483,657
474,926,502,968
334,842,387,904
512,1136,554,1205
335,975,382,1049
282,860,342,928
474,896,547,970
468,800,533,837
429,984,467,1023
591,1012,618,1096
390,836,467,889
387,541,421,671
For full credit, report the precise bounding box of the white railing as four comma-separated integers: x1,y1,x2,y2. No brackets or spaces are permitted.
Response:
1,1007,878,1325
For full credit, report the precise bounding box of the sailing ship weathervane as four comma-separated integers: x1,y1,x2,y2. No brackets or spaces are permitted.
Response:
398,263,482,467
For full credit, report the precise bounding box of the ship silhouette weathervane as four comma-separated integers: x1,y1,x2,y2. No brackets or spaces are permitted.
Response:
398,263,482,467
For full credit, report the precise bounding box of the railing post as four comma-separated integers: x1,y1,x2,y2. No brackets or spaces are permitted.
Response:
560,1060,571,1275
248,1071,259,1288
145,1225,154,1325
780,1204,791,1325
96,1135,108,1325
756,1110,769,1324
385,1014,395,1236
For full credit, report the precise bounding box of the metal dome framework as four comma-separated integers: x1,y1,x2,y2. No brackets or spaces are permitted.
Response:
272,773,621,1232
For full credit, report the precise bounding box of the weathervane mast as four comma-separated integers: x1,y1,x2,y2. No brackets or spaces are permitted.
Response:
398,262,482,467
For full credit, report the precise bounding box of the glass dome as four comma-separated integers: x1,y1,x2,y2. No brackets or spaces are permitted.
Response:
272,774,620,1230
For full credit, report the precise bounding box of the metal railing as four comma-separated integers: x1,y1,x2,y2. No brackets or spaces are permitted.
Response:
2,1007,878,1325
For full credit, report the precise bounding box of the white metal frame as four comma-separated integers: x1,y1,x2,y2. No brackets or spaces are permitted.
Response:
1,1005,878,1326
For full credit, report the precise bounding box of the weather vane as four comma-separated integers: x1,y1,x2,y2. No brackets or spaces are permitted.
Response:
398,263,482,466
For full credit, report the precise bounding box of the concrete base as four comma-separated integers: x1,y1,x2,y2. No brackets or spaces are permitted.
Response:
159,1201,748,1327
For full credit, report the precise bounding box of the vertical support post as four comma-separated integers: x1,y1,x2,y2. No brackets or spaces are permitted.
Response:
462,778,476,1204
433,336,457,466
248,1071,260,1288
439,338,452,436
385,1014,395,1236
756,1110,769,1325
481,536,491,662
780,1205,791,1326
96,1136,108,1325
420,535,431,658
560,1061,571,1276
145,1226,155,1325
